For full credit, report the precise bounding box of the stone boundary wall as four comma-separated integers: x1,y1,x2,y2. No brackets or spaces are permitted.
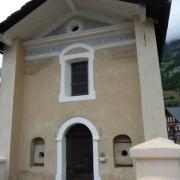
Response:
130,138,180,180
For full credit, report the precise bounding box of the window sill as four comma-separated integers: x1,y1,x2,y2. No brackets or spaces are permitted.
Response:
59,91,96,103
114,164,133,168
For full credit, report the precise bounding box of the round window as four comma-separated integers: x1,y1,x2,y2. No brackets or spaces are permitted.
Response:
71,25,80,32
66,19,83,33
121,150,128,156
39,152,44,158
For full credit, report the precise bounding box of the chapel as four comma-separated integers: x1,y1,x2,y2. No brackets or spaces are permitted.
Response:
0,1,171,180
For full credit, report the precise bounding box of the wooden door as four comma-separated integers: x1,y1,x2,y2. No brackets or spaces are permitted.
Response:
66,124,94,180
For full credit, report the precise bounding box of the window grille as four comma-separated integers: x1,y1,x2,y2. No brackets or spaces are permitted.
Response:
71,61,88,96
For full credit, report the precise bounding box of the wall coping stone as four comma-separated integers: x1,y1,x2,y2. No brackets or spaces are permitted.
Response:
139,176,176,180
130,137,180,158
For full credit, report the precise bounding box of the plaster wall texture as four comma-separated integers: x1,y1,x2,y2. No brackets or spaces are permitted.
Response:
9,44,144,180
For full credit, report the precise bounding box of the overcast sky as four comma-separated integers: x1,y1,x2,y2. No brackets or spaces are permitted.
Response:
0,0,29,67
0,0,180,67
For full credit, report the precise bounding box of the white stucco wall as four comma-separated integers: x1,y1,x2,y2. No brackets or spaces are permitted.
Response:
0,158,6,180
134,17,167,140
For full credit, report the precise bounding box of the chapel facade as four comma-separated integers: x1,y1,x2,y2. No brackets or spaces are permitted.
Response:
0,1,171,180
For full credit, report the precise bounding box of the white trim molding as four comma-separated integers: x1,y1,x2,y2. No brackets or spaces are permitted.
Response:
56,117,101,180
59,43,96,102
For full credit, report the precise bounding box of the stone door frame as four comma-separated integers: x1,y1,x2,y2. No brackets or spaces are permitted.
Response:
56,117,101,180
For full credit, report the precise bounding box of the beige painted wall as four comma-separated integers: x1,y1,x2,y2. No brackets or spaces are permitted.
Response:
8,44,144,180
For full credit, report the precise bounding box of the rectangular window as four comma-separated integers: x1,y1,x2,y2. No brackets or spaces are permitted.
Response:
71,61,88,96
59,44,96,102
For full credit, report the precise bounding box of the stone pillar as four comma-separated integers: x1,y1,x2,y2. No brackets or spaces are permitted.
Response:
0,39,24,179
134,17,167,140
130,137,180,180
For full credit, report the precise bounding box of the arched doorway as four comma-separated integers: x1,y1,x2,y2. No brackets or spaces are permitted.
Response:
66,124,93,180
56,117,100,180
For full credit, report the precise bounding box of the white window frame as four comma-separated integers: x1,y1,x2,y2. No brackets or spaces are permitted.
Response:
59,43,96,102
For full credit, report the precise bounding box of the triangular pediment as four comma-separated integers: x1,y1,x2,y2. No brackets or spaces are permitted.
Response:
3,0,140,41
41,16,112,38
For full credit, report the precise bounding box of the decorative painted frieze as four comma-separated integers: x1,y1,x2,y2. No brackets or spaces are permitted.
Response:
24,23,135,60
26,34,135,60
44,16,111,37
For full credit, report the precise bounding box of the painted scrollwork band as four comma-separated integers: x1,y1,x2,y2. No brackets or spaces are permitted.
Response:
26,34,135,60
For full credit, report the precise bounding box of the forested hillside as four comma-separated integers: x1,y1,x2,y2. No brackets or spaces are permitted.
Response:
161,39,180,107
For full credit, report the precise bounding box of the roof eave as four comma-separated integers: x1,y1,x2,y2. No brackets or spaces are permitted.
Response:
121,0,171,62
0,0,47,54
